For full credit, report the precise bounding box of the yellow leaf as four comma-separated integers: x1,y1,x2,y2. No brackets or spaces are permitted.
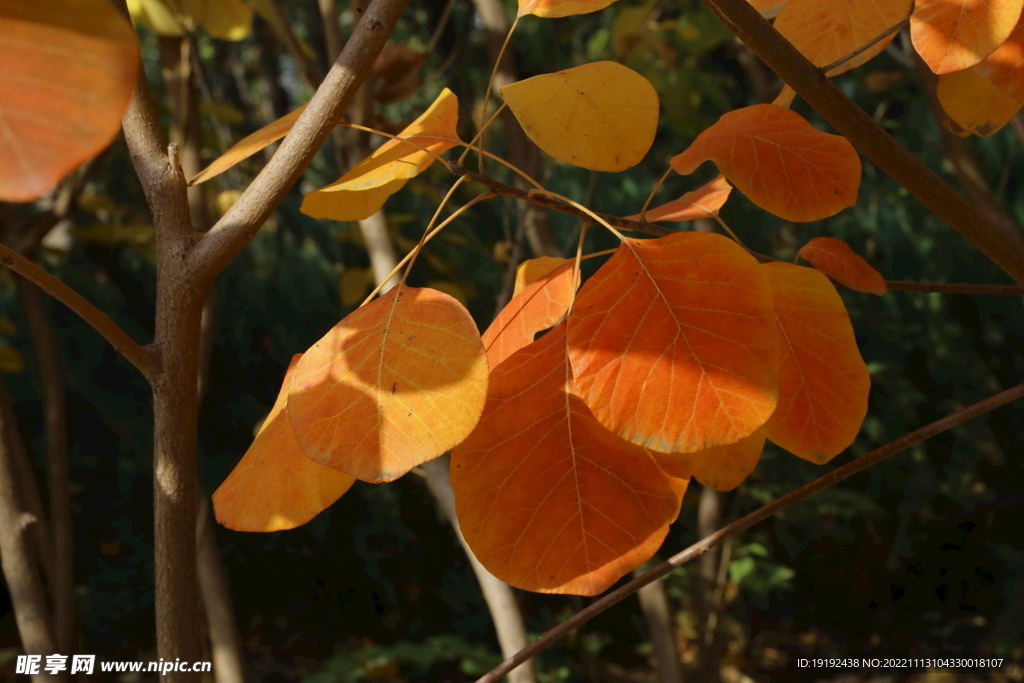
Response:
127,0,184,35
0,345,23,374
514,256,573,296
501,62,659,172
183,0,253,41
912,0,1024,74
519,0,620,19
192,104,307,185
938,68,1021,136
301,178,408,222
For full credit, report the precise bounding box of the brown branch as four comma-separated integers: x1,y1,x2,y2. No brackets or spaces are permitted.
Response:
188,0,410,290
453,166,670,236
0,384,65,682
0,244,158,378
700,0,1024,284
474,380,1024,683
818,16,910,75
18,281,73,654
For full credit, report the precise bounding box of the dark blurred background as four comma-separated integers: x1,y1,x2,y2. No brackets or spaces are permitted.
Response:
1,0,1022,681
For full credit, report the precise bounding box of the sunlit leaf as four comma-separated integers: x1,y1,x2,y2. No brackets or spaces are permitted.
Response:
191,104,307,185
797,237,888,295
973,17,1024,101
451,324,687,596
518,0,620,19
629,175,732,222
213,355,355,532
911,0,1024,74
514,256,573,296
288,285,488,483
501,62,659,172
0,0,140,202
774,0,912,76
483,261,574,368
670,105,861,222
650,427,765,491
301,88,462,221
567,232,779,454
761,262,870,463
128,0,252,39
938,67,1022,136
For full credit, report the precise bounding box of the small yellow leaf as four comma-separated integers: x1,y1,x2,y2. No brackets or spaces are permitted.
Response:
514,257,573,296
192,104,307,185
183,0,252,41
938,68,1021,136
301,178,408,222
501,62,659,172
519,0,620,19
0,345,23,374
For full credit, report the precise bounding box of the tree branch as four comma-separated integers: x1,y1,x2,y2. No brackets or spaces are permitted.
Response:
188,0,409,290
0,243,159,378
700,0,1024,284
474,380,1024,683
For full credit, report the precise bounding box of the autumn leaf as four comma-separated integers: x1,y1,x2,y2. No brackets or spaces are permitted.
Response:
797,237,888,295
483,261,575,368
514,256,573,296
629,175,733,222
774,0,912,76
127,0,253,40
0,0,140,202
567,232,780,454
973,17,1024,101
938,67,1022,136
191,104,307,185
501,62,659,172
301,88,462,221
213,355,355,532
518,0,620,19
761,262,870,463
912,0,1024,74
650,427,765,491
670,105,861,222
451,323,687,596
287,284,488,483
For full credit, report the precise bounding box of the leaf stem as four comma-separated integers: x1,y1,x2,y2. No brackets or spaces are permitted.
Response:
473,379,1024,683
0,243,159,379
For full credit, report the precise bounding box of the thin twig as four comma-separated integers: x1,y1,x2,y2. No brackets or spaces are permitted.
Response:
818,16,910,75
0,244,158,378
474,380,1024,683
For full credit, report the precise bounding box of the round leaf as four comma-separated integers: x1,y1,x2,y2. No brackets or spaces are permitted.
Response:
501,62,659,172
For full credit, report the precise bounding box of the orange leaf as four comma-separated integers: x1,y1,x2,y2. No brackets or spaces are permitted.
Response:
797,236,888,295
762,262,870,463
938,67,1022,136
774,0,912,76
300,88,462,221
651,427,765,491
483,261,574,368
191,104,307,185
912,0,1024,74
288,284,488,483
212,355,355,532
973,17,1024,101
451,324,687,595
501,62,659,172
629,175,733,222
514,256,573,296
0,0,140,202
670,105,861,222
567,232,780,454
518,0,619,18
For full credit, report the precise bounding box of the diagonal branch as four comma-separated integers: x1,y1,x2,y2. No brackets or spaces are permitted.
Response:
188,0,409,290
0,243,159,379
699,0,1024,284
474,380,1024,683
